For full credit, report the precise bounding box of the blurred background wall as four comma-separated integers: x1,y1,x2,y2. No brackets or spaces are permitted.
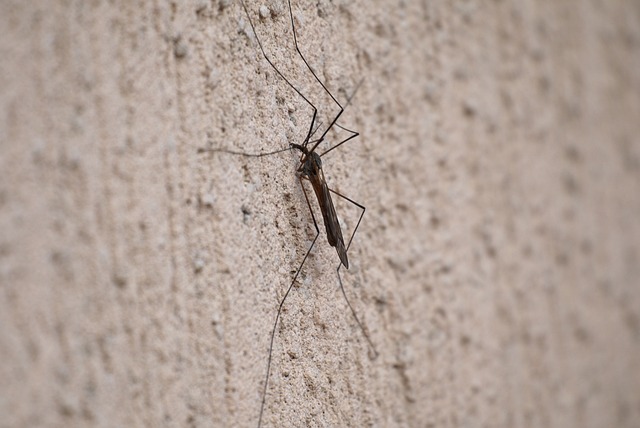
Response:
1,1,639,427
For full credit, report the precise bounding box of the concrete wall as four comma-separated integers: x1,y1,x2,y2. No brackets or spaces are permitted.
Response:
1,0,639,427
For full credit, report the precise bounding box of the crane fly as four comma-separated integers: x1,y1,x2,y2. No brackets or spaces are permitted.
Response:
200,1,378,426
294,143,347,267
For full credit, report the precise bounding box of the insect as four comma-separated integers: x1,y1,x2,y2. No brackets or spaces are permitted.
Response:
202,1,377,426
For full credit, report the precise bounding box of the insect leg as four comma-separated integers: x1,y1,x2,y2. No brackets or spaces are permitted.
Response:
286,0,344,155
258,175,321,428
328,188,378,358
197,146,292,157
318,78,364,158
318,123,359,159
240,0,320,163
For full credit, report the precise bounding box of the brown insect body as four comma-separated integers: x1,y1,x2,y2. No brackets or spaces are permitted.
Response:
292,143,349,269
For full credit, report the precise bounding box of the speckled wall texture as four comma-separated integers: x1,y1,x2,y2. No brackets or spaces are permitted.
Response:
1,1,639,427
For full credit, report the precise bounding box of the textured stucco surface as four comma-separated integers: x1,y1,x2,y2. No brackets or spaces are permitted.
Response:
1,0,640,427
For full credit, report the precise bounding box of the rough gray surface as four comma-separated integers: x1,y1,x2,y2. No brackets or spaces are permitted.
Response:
1,0,640,427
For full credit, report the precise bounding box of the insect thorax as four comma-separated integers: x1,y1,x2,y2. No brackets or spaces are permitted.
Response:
301,151,322,178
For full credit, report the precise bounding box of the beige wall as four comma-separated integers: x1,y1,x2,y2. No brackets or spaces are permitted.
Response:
1,1,639,427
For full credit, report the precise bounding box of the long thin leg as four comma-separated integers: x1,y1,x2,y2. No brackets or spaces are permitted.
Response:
287,0,341,109
258,176,320,428
286,0,345,155
318,78,364,158
240,0,320,162
318,123,359,159
328,187,377,358
198,121,324,159
197,146,292,157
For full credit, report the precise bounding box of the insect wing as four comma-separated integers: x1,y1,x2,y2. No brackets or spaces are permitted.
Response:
315,178,349,268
